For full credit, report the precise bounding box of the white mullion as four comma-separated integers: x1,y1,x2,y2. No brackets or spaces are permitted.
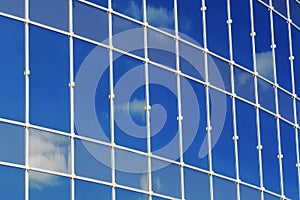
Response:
226,1,241,200
286,1,300,199
142,1,152,200
108,0,116,199
201,1,214,200
174,0,185,200
68,0,75,200
269,0,285,198
249,0,264,199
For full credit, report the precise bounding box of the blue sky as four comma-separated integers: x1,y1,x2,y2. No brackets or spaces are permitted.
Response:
0,0,300,200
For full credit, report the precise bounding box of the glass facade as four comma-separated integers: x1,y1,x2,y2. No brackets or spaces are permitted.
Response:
0,0,300,200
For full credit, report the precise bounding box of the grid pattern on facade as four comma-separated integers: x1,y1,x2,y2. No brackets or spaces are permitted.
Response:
0,0,300,200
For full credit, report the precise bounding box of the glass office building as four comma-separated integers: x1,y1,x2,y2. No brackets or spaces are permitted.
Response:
0,0,300,199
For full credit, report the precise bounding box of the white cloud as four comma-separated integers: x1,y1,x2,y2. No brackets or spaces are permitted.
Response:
124,1,143,20
237,71,251,86
256,51,274,81
29,129,70,190
153,176,161,191
140,174,148,191
115,98,145,122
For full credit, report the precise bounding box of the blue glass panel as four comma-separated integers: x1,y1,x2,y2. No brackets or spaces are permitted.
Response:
0,0,24,17
0,122,24,164
147,29,176,69
280,121,299,200
260,110,280,194
234,67,255,102
254,1,274,82
113,53,146,152
258,78,276,113
240,185,261,200
113,0,143,21
273,1,287,17
178,0,203,45
236,100,259,186
0,165,24,200
297,99,300,127
73,1,108,44
274,14,292,92
29,128,70,174
75,179,111,200
151,159,181,198
278,90,294,123
231,0,253,71
116,188,148,200
146,0,174,30
112,15,144,57
290,0,300,28
30,26,70,132
0,17,24,122
30,0,68,31
182,78,208,170
208,55,231,92
115,148,147,190
213,177,236,200
149,65,179,160
212,93,235,178
206,0,229,59
86,0,108,8
74,39,110,142
264,193,280,200
179,41,204,82
75,139,111,182
184,168,210,200
29,171,70,200
292,26,300,98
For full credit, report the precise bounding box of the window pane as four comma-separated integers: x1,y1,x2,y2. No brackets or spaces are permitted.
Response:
278,90,294,123
75,139,111,182
30,26,70,132
0,0,24,17
113,53,146,152
29,128,71,174
290,0,300,28
209,55,231,92
86,0,108,8
292,26,300,98
273,1,286,17
29,171,70,200
240,185,261,200
258,78,275,113
234,67,255,102
0,122,24,164
116,188,148,200
0,165,24,200
213,177,236,200
30,0,68,31
75,179,111,200
73,1,108,44
113,0,143,21
0,17,24,122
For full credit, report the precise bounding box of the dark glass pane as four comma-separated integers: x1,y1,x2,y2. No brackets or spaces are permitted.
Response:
290,0,300,28
234,67,255,102
240,185,261,200
278,89,294,123
292,26,300,98
30,0,68,31
113,0,143,21
75,180,111,200
116,188,148,200
0,17,24,122
213,177,236,200
0,0,24,17
30,26,70,132
0,122,24,164
273,1,287,17
258,78,276,113
86,0,108,8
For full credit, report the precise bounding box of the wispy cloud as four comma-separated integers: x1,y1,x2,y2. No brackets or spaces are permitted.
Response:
29,129,70,190
124,1,143,20
115,98,146,123
256,51,274,81
140,174,148,191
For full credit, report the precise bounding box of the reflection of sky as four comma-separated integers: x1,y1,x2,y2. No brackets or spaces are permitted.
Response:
0,1,300,200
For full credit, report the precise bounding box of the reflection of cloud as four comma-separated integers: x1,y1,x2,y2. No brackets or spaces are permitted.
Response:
124,1,142,19
153,176,161,191
29,129,70,190
140,174,148,191
256,51,274,80
115,98,145,122
237,71,250,86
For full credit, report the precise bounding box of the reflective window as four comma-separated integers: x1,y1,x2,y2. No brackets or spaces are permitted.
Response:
213,177,236,200
0,0,24,17
0,122,24,164
146,0,174,30
151,159,181,198
116,188,148,200
236,100,259,186
240,185,261,200
273,1,287,17
149,65,179,160
0,17,24,122
73,1,108,44
113,53,146,152
278,89,294,123
234,67,255,102
113,0,143,21
260,110,280,194
206,0,229,58
30,26,70,132
115,148,147,190
30,0,69,31
29,128,71,174
75,139,111,182
292,26,300,98
264,193,280,200
75,179,111,200
257,77,276,113
0,165,24,200
184,168,210,200
29,171,70,200
290,0,300,28
86,0,108,8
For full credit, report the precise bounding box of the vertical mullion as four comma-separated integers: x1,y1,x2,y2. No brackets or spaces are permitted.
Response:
174,0,185,199
201,1,214,200
249,0,264,199
286,1,300,199
268,0,285,198
226,1,241,200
